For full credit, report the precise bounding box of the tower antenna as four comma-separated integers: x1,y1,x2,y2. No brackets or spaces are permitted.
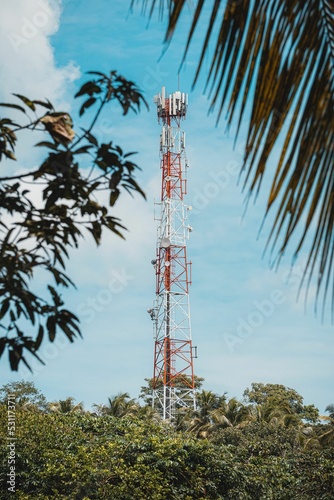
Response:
150,86,197,420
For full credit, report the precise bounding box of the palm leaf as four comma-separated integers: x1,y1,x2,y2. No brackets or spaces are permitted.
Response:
143,0,334,317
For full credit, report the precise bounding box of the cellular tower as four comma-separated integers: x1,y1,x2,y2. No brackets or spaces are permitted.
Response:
148,87,196,420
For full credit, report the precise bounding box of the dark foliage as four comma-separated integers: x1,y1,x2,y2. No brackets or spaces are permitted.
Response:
0,71,147,372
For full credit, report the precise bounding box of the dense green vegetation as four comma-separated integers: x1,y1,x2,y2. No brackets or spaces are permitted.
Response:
0,381,333,499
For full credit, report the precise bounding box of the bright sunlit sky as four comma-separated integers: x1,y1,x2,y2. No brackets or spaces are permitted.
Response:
0,0,333,413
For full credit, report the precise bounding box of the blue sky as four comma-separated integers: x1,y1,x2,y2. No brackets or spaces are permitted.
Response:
0,0,333,413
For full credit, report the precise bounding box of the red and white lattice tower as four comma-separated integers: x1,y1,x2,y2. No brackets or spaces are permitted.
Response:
148,87,196,420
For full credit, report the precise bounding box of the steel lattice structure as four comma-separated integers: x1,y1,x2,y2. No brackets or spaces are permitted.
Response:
148,87,196,420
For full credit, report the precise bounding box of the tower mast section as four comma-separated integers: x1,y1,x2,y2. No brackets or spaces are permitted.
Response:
149,87,196,420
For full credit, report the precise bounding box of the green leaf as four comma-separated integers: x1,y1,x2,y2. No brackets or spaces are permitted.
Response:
86,70,107,77
109,188,120,207
0,118,20,126
75,82,102,98
46,316,56,342
9,347,21,371
35,141,59,150
0,227,15,259
63,312,81,334
79,97,97,116
48,285,63,307
124,177,146,199
72,145,94,154
0,102,26,113
80,128,98,146
4,150,16,160
32,99,54,110
35,325,44,350
15,326,24,338
20,356,33,374
58,321,76,342
0,338,7,358
89,221,102,244
124,151,137,158
95,160,107,171
13,94,36,111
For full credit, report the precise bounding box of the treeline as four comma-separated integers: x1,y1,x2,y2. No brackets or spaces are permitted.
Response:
0,381,333,499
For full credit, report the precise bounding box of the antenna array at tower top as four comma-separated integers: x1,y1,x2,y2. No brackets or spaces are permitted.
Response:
154,87,188,120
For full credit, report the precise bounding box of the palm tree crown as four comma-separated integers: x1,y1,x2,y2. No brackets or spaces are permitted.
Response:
140,0,334,318
93,392,139,418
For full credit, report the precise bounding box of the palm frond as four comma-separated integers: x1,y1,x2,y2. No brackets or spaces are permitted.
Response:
131,0,172,19
144,0,334,317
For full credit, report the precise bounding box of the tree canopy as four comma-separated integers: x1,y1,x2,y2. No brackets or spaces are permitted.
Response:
243,382,319,423
0,380,48,411
0,380,333,498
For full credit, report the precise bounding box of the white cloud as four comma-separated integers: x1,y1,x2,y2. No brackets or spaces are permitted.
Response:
0,0,79,103
0,0,80,171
